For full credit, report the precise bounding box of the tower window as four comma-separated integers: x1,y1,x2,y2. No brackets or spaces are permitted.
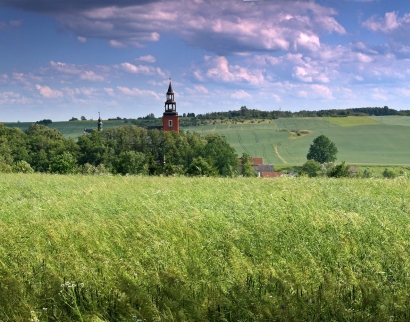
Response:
168,120,173,128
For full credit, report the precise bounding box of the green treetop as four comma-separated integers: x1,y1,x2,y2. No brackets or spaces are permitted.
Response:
306,135,338,164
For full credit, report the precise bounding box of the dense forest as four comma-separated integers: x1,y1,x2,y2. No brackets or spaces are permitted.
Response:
0,123,254,177
130,105,409,127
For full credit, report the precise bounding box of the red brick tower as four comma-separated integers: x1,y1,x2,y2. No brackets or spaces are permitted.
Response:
162,81,179,132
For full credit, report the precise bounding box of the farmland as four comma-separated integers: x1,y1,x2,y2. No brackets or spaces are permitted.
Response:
183,116,410,165
4,115,410,166
1,173,410,321
4,120,126,139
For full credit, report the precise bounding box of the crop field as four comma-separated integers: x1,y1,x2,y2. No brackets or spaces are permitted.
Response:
4,120,126,139
370,115,410,127
184,116,410,166
1,173,410,321
325,116,380,127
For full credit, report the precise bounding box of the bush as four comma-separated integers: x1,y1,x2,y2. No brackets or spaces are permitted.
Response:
0,156,12,173
328,161,350,178
11,161,34,174
301,160,321,177
382,168,396,179
79,163,110,175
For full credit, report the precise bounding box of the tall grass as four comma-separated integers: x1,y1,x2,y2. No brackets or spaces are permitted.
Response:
1,174,410,321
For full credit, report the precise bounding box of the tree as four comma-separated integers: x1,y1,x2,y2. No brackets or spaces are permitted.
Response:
81,116,87,121
241,153,257,177
36,119,52,126
306,135,338,163
301,160,320,177
49,152,77,174
69,117,79,121
202,134,238,177
115,151,147,175
186,156,217,176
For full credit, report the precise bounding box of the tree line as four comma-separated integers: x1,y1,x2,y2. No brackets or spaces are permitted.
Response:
0,123,257,177
128,105,410,128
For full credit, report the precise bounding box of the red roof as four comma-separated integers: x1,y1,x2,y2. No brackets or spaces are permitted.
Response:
261,171,283,178
237,157,264,165
251,158,263,165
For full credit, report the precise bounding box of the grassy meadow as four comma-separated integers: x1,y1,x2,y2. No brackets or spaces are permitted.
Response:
2,173,410,321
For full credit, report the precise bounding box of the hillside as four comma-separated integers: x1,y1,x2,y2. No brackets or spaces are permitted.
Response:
183,116,410,165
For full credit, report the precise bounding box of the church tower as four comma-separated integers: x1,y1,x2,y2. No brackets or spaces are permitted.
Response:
162,81,179,132
97,112,103,131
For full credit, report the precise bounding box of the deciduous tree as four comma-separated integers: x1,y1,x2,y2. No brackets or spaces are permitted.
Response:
306,135,338,163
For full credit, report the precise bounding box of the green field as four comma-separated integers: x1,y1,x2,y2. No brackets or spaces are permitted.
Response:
4,120,126,139
4,116,410,165
2,173,410,321
183,116,410,165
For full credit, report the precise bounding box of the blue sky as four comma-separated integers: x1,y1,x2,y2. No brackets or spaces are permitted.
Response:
1,0,410,122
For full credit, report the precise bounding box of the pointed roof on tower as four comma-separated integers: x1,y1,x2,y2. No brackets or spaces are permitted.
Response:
167,81,174,94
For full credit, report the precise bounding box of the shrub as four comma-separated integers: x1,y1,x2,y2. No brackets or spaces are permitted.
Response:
301,160,320,177
382,168,396,179
320,162,334,176
11,161,34,174
328,161,350,178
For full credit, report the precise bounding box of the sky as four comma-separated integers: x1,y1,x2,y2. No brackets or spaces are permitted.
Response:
1,0,410,122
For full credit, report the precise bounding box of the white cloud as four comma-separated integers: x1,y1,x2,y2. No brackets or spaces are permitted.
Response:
363,12,405,33
231,90,251,99
104,87,115,96
78,36,87,43
117,86,160,99
197,56,265,85
52,0,345,54
35,84,63,98
120,62,164,76
0,91,31,105
310,84,333,99
136,55,156,63
372,89,388,101
109,39,126,48
80,71,104,81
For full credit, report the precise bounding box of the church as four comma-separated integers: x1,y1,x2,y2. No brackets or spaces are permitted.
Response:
161,81,179,133
144,81,180,133
90,81,179,134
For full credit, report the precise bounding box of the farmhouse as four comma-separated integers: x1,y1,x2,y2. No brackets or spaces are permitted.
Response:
238,157,279,177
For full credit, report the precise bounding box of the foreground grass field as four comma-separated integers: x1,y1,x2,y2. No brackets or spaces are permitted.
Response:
2,173,410,321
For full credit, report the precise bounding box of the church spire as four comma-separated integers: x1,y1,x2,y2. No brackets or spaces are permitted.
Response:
98,111,102,131
165,79,176,112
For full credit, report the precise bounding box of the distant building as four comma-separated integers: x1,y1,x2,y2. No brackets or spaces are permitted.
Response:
162,81,179,133
238,157,275,177
98,112,102,131
146,81,180,133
